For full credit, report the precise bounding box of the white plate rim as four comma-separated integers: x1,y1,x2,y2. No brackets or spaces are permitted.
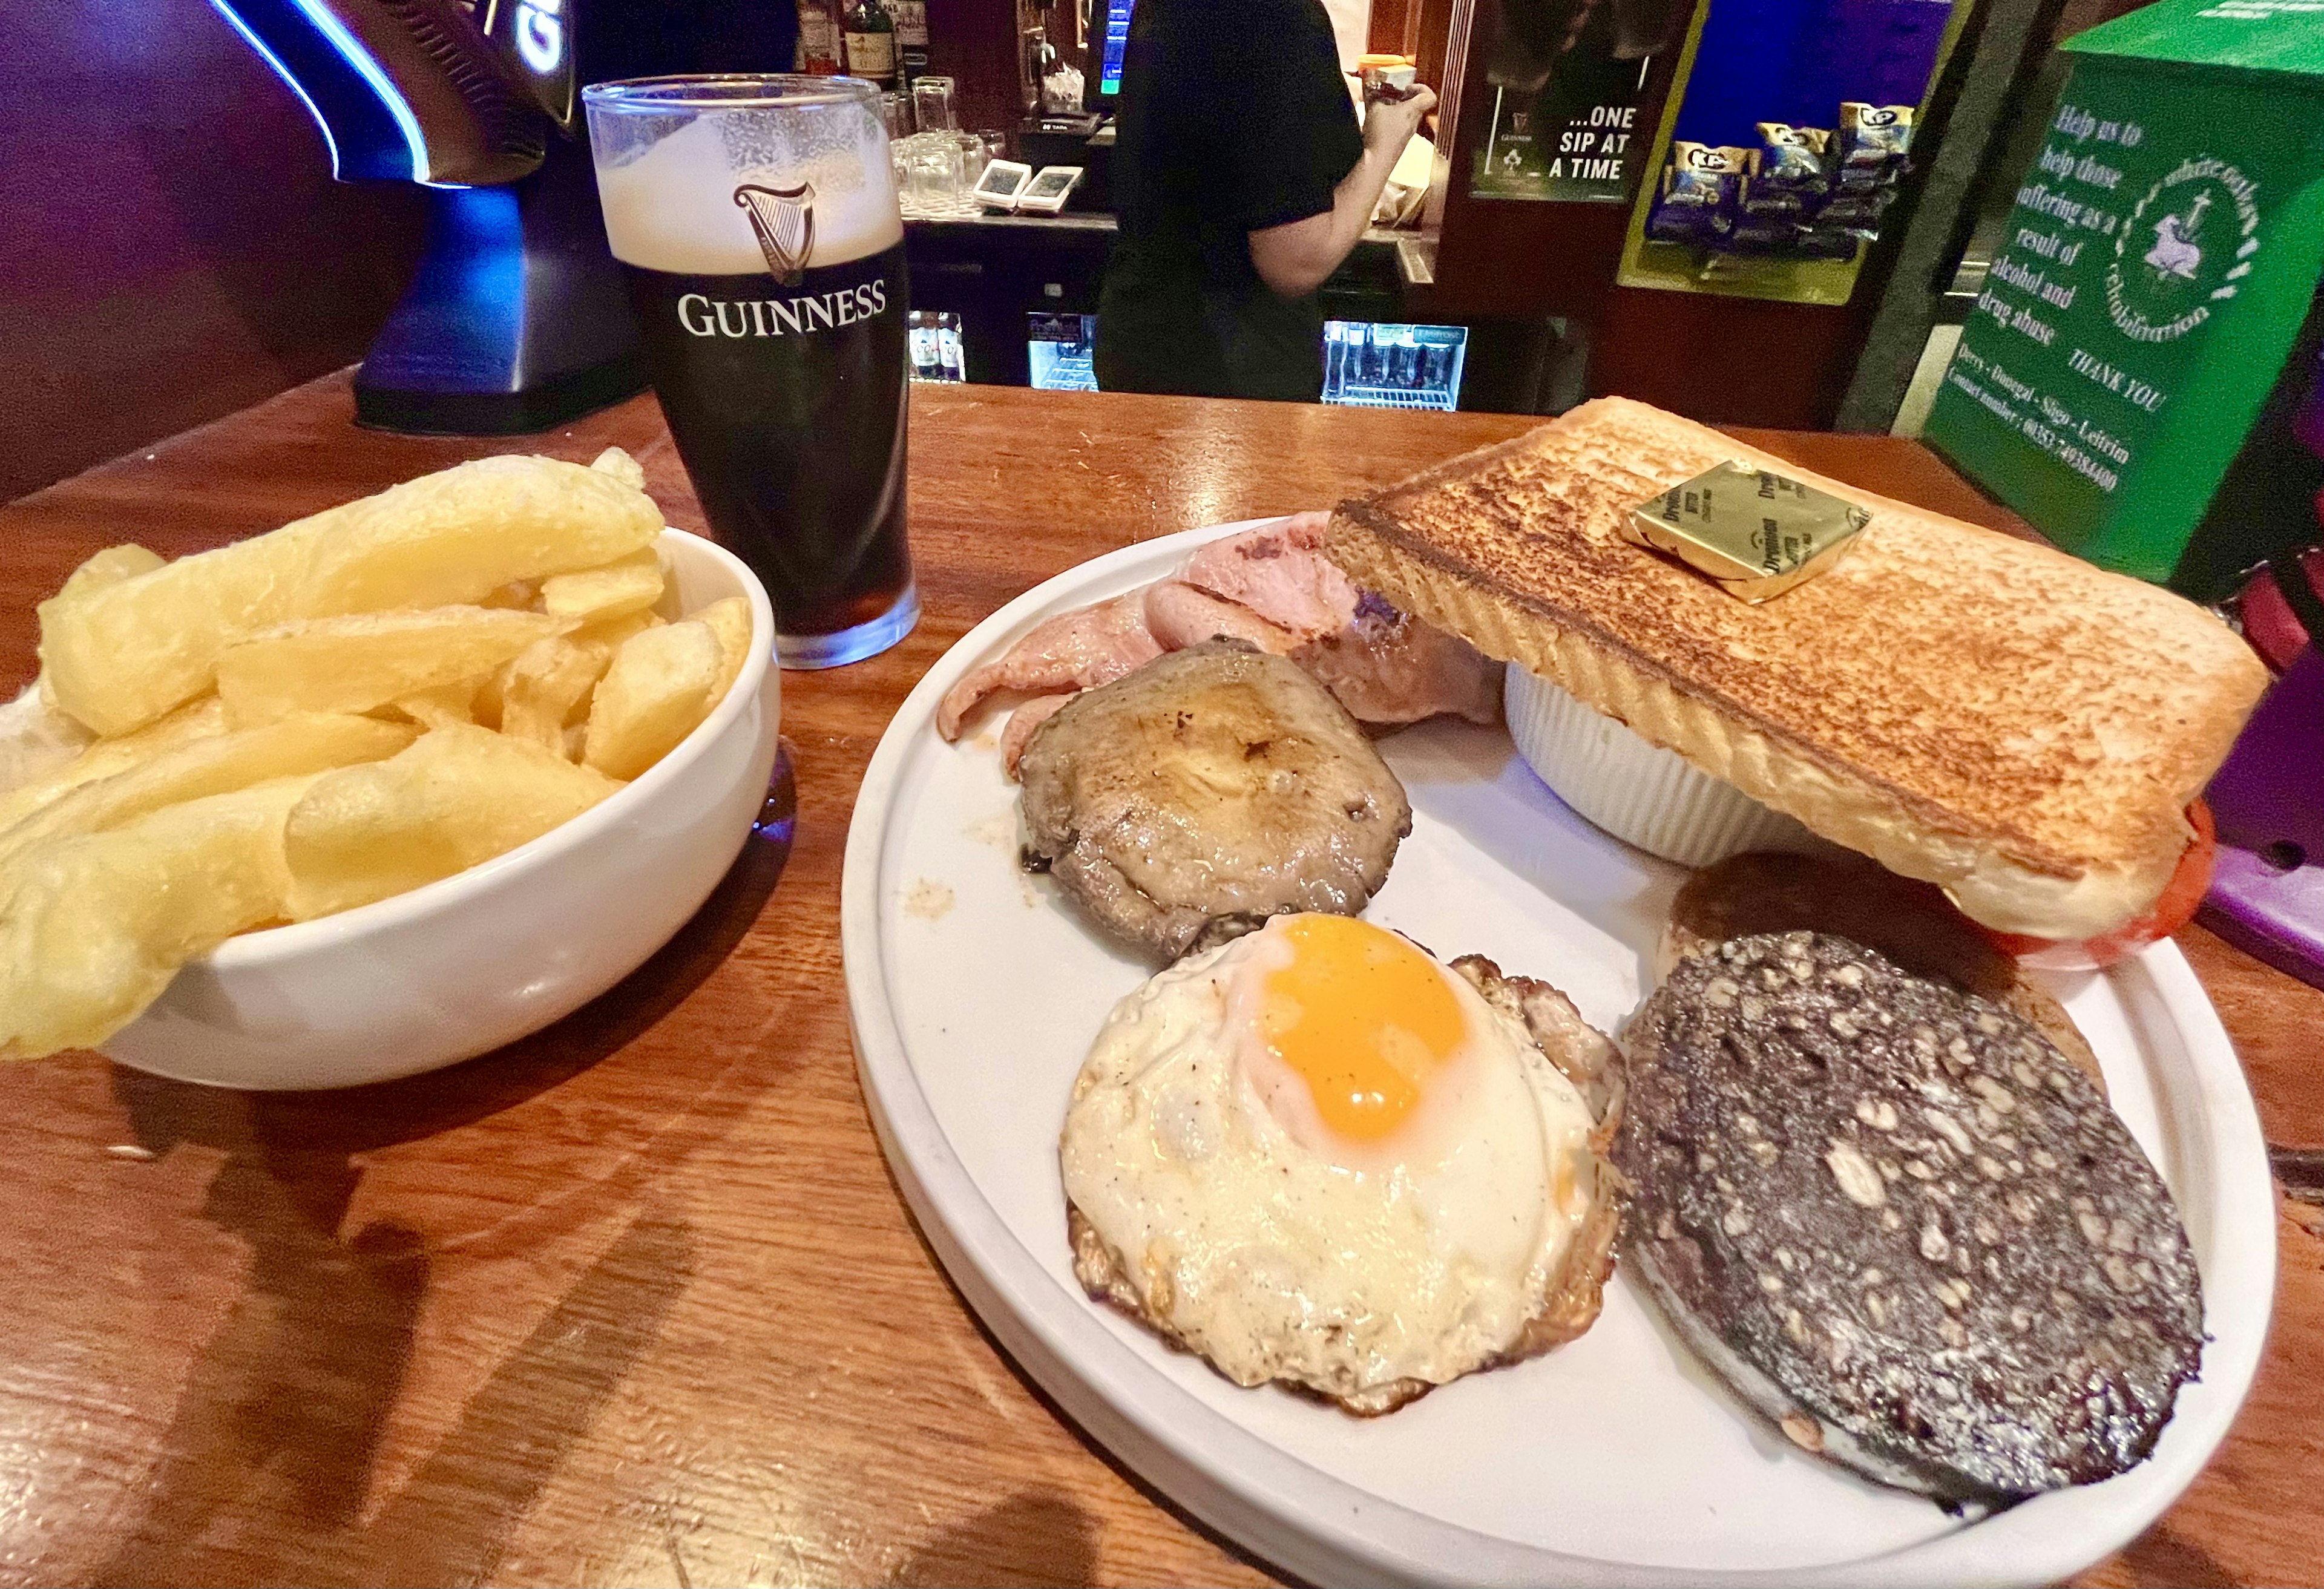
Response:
841,521,2278,1588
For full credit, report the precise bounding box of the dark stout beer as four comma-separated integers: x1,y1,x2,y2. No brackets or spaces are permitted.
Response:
586,76,917,668
626,244,911,647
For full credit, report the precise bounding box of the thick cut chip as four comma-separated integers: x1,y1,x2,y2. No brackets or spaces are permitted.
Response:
0,774,318,1060
0,696,228,836
283,722,620,920
573,609,663,651
583,620,723,780
39,450,661,736
0,684,97,799
216,606,566,726
540,548,665,627
54,545,167,608
499,635,617,755
478,611,658,732
473,666,508,732
590,445,647,490
392,679,483,730
0,713,415,893
691,595,757,710
35,546,173,726
13,552,168,782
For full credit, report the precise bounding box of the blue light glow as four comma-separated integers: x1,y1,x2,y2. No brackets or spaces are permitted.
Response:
206,0,345,174
286,0,433,180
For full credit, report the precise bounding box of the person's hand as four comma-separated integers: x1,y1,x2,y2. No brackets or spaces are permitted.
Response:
1362,84,1437,159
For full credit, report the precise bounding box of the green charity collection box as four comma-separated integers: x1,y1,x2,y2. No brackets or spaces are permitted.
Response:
1923,0,2324,583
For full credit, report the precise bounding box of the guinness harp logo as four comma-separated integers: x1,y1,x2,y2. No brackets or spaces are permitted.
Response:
735,182,815,287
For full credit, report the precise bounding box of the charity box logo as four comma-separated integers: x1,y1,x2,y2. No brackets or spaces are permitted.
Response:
2105,156,2261,346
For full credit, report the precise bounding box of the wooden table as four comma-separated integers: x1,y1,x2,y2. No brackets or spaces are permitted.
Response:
1,376,2317,1588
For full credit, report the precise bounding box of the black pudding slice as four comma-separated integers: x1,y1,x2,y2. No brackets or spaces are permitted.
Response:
1615,931,2204,1504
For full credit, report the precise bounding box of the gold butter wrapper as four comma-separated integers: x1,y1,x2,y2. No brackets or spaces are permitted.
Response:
1624,462,1873,602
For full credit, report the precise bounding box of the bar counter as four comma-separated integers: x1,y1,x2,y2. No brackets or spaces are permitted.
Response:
0,377,2318,1586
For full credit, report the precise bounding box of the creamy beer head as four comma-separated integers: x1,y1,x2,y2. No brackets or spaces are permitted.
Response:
589,78,902,275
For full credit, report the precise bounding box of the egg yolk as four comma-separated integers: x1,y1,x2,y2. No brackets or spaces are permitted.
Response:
1259,915,1466,1142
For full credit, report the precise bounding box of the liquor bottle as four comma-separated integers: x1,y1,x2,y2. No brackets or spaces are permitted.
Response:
893,0,930,81
797,0,842,75
843,0,898,87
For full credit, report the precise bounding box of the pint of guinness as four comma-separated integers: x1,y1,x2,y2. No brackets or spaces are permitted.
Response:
584,75,917,669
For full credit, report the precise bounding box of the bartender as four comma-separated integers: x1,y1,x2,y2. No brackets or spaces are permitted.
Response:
1094,1,1436,402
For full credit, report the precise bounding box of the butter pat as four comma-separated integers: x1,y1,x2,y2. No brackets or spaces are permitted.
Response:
1624,462,1871,602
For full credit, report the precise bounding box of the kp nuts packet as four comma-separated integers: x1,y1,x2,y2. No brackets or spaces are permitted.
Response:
1647,106,1913,258
1753,123,1831,195
1837,103,1913,185
1646,142,1752,245
1804,104,1912,245
1729,122,1830,248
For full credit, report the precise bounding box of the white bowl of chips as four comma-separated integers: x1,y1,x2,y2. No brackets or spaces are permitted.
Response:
96,526,780,1090
1,451,779,1090
90,529,781,1092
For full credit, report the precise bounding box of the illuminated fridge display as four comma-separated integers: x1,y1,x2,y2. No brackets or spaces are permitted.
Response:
1028,312,1100,391
908,311,966,382
1323,321,1469,411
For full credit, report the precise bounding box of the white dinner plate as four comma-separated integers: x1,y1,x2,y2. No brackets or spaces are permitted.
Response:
841,520,2276,1588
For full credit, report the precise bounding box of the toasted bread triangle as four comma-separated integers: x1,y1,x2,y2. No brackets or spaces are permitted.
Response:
1324,398,2266,939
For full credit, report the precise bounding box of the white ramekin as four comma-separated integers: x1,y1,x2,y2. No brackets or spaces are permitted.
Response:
1503,666,1813,867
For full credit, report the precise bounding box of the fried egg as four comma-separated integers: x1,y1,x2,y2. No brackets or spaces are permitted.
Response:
1060,912,1609,1411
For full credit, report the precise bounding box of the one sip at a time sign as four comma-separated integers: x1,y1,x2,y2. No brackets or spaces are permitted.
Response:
1923,0,2324,583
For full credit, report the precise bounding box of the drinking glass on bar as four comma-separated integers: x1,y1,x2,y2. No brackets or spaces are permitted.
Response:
949,130,991,190
910,76,957,134
583,74,917,669
880,89,914,140
905,134,963,209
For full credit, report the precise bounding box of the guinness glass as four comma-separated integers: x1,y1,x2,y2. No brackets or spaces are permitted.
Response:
583,75,916,668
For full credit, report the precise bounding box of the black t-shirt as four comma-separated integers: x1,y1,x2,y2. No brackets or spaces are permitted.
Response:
1094,0,1363,402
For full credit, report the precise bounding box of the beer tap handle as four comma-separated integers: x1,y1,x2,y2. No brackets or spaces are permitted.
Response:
207,0,549,186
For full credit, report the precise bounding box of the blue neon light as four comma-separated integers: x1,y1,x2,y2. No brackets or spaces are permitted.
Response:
284,0,435,182
206,0,344,174
207,0,451,182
